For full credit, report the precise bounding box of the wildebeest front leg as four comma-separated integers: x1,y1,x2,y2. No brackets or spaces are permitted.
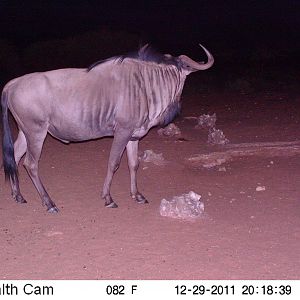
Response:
102,128,133,208
126,140,148,204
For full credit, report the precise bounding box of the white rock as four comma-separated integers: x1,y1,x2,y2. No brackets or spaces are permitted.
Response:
160,191,204,220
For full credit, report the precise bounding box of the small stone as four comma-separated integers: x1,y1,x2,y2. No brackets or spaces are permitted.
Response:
44,231,63,237
256,186,266,192
139,149,167,166
218,166,227,172
157,123,181,137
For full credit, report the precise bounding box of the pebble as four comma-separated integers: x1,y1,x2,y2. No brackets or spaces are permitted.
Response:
218,167,227,172
256,186,266,192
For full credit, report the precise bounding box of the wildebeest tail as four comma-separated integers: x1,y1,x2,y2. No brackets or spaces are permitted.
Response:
1,90,18,182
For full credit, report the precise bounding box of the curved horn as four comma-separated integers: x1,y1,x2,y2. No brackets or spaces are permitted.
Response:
179,44,214,71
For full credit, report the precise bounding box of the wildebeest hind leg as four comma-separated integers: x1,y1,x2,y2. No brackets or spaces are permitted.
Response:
23,131,58,213
102,128,133,208
126,140,148,204
10,130,27,203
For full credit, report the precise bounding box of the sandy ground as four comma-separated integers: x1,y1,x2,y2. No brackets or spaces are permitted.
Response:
1,89,300,280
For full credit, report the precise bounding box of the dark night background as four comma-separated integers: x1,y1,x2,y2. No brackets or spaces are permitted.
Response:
0,0,299,91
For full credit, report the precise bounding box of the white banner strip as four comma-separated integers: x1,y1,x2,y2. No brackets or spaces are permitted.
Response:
0,280,299,299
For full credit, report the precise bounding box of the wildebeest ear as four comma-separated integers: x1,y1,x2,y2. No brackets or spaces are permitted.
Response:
138,44,150,56
178,55,213,72
178,55,199,73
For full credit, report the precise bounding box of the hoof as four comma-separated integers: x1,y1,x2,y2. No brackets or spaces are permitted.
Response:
137,198,149,204
47,206,59,213
105,201,118,208
133,194,149,204
14,194,27,204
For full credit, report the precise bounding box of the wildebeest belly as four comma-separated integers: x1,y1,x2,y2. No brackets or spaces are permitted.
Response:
47,112,116,142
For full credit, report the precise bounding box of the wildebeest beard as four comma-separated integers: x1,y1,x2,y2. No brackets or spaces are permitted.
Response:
160,100,181,127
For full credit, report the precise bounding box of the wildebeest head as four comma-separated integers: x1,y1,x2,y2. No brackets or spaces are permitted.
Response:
136,43,214,74
128,43,214,74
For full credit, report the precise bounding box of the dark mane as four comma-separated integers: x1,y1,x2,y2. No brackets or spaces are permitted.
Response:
87,44,180,72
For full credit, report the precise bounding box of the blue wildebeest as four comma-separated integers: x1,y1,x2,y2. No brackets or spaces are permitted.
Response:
1,44,214,212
